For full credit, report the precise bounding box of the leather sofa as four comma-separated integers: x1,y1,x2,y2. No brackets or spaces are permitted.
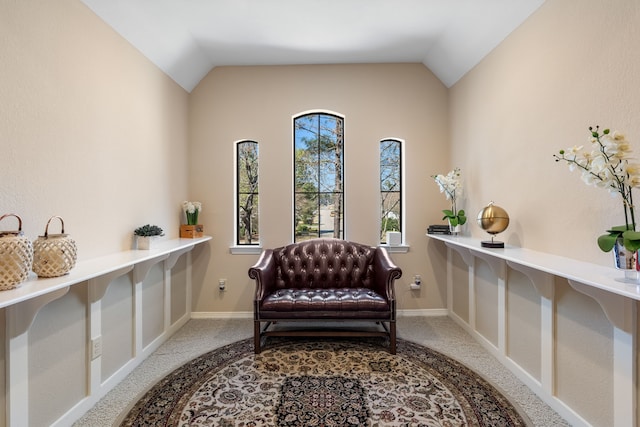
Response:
248,238,402,354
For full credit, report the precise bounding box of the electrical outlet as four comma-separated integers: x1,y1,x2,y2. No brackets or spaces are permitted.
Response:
410,274,422,290
218,279,226,291
91,336,102,360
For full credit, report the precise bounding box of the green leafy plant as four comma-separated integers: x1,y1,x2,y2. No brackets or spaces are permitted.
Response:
441,208,467,227
432,167,467,227
134,224,165,237
554,126,640,252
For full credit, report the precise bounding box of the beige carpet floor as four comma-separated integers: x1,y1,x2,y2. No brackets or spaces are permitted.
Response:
73,316,569,426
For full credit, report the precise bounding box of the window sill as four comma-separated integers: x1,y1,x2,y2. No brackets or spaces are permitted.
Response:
231,244,407,255
380,244,410,254
229,245,262,255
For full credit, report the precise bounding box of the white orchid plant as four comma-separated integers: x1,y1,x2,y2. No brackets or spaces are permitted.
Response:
554,126,640,252
182,201,202,225
432,167,467,227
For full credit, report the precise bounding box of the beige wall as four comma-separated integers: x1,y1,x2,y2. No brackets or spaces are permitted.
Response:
189,64,450,313
450,0,640,266
0,0,189,259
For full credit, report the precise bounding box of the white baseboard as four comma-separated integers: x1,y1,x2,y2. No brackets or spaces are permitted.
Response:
191,311,253,319
191,309,449,319
398,308,448,317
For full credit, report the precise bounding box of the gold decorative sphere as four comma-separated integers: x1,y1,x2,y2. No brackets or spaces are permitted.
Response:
477,202,509,236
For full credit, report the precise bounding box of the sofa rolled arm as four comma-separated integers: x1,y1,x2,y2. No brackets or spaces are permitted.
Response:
248,249,276,302
372,247,402,301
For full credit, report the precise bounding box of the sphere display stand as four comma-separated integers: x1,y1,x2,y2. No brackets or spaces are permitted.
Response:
481,235,504,248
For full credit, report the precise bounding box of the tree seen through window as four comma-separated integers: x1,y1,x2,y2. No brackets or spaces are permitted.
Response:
380,139,402,243
294,113,344,242
237,140,259,245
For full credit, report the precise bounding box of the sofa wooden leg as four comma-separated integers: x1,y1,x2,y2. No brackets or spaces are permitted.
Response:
389,321,396,355
254,321,261,354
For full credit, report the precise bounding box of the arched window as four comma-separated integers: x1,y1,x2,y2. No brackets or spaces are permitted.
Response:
293,112,344,242
236,140,259,245
380,139,403,244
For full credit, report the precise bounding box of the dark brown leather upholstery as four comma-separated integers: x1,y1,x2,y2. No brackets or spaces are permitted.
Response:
249,238,402,353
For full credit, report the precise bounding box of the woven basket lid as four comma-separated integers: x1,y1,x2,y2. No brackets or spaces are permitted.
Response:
38,233,69,238
37,216,70,239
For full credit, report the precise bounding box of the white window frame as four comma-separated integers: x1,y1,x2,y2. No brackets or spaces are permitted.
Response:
379,137,408,253
292,109,346,243
230,139,262,255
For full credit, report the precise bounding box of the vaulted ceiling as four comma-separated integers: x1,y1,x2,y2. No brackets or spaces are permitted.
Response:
81,0,545,92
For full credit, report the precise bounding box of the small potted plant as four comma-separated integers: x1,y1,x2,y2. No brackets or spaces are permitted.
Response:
180,201,204,238
134,224,164,250
432,167,467,234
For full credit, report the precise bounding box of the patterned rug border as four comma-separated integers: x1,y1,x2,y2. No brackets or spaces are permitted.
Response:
114,339,254,426
398,338,534,427
117,337,534,426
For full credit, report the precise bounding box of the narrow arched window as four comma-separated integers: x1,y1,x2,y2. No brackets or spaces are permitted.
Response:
380,139,403,244
294,112,344,242
236,140,259,245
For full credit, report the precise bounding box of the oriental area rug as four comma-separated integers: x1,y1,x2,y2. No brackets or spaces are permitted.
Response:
119,338,531,426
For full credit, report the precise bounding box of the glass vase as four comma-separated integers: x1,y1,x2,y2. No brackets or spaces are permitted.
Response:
449,223,461,235
613,237,640,282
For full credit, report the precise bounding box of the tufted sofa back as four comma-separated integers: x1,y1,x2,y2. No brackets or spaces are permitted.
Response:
273,239,375,289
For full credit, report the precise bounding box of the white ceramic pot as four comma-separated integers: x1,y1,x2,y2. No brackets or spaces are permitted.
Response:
136,236,158,250
386,231,401,245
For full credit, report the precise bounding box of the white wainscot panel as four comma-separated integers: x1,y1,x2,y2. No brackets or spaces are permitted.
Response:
171,255,188,324
29,285,88,427
474,260,499,348
556,279,614,427
450,250,470,323
142,264,165,349
102,274,135,381
506,269,541,381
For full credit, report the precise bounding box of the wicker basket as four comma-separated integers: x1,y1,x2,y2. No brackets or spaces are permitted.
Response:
32,216,77,278
0,214,34,290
